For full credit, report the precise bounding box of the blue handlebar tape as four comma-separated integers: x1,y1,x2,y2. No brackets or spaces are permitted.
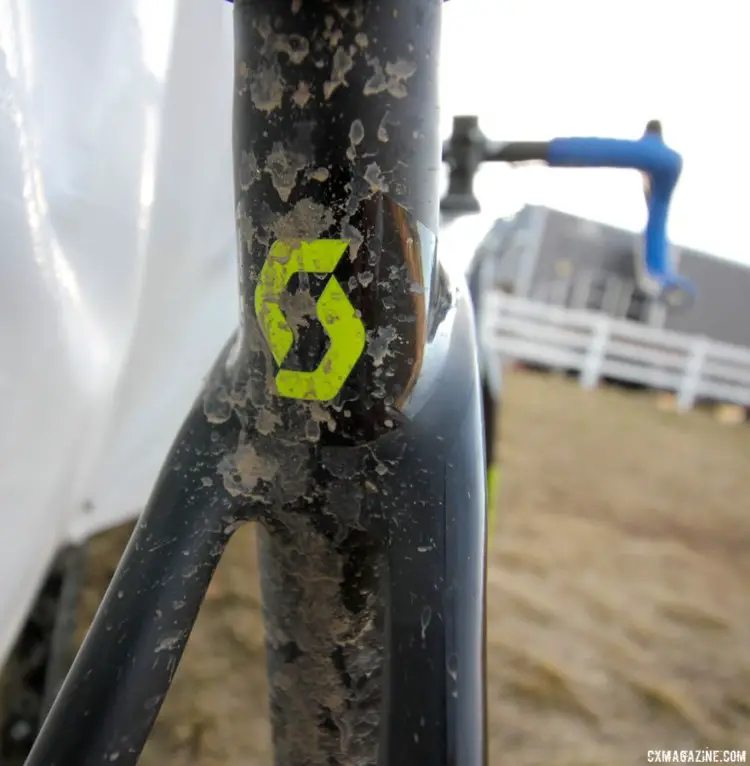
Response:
546,135,688,294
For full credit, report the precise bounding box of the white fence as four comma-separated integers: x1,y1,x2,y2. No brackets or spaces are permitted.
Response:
481,293,750,412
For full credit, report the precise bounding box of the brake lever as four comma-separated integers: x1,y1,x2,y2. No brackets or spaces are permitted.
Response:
442,118,696,308
543,126,694,307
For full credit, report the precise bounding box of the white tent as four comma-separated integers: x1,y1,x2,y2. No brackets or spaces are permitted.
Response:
0,0,237,666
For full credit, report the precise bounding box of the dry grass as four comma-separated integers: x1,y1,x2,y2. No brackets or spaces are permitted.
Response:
78,369,750,765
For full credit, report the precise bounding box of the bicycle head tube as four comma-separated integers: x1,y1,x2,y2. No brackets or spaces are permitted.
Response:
230,2,487,764
26,2,489,766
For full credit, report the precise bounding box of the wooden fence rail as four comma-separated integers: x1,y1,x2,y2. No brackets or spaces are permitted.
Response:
481,293,750,411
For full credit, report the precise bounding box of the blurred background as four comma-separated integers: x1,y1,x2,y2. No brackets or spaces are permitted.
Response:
3,1,750,764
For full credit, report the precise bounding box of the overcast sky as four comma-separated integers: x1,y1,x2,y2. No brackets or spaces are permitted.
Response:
439,0,747,263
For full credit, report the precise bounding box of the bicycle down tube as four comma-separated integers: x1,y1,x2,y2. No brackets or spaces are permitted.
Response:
25,2,489,765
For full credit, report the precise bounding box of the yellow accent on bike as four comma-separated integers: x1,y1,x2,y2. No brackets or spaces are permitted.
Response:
487,464,500,540
254,239,366,402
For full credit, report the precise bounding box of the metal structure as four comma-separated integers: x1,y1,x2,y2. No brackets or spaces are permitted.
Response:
9,2,692,765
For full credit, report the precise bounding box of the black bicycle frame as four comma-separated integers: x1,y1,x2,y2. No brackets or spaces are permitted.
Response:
25,2,488,765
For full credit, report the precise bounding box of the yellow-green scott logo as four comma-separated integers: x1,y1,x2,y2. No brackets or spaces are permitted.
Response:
254,239,366,402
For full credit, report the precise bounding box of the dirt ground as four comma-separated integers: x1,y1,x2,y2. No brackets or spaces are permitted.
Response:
78,369,750,765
